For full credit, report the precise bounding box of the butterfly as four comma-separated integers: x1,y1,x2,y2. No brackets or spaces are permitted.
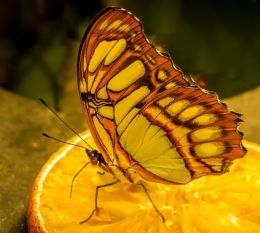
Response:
77,7,246,186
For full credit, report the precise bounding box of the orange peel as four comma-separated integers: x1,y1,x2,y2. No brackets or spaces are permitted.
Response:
27,131,260,233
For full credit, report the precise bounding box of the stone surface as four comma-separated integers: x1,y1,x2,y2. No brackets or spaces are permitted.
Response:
0,88,86,232
224,86,260,143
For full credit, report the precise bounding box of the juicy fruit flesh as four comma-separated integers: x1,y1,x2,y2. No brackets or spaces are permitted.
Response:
28,132,260,233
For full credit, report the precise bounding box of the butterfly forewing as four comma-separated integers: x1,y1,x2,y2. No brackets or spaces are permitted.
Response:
78,7,246,184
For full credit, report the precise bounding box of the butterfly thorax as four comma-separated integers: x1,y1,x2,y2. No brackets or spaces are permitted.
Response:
85,147,140,184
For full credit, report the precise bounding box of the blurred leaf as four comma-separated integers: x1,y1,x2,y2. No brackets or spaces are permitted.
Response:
13,29,69,106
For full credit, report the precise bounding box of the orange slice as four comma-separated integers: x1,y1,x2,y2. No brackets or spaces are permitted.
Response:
27,131,260,233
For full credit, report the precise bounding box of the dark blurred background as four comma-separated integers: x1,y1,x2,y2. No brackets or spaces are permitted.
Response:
1,0,260,105
1,0,260,232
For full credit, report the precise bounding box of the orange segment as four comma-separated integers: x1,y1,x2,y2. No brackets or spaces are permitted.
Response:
27,131,260,233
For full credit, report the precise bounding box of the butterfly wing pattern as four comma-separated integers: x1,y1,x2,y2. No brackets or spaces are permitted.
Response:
78,7,246,185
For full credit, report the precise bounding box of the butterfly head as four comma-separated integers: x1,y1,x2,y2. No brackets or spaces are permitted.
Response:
86,149,105,166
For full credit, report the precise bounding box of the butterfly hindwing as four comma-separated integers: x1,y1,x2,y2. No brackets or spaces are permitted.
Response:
78,7,246,184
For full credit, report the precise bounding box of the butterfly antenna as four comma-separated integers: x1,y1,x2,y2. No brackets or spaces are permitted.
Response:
42,133,88,150
39,98,94,150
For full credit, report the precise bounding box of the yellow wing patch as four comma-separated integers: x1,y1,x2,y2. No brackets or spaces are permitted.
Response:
89,40,118,72
165,82,177,89
79,79,87,93
178,105,205,122
104,39,126,66
118,24,130,33
192,113,219,126
90,71,105,94
97,86,108,99
157,70,168,81
98,106,114,119
83,53,87,72
120,113,192,183
115,86,150,124
105,20,122,31
107,60,145,91
166,100,190,116
194,142,226,157
99,20,108,30
157,97,174,108
190,126,222,142
117,108,139,135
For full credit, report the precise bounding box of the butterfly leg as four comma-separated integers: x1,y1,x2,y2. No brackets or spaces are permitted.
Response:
70,162,90,199
138,183,165,222
97,170,106,175
80,179,120,224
